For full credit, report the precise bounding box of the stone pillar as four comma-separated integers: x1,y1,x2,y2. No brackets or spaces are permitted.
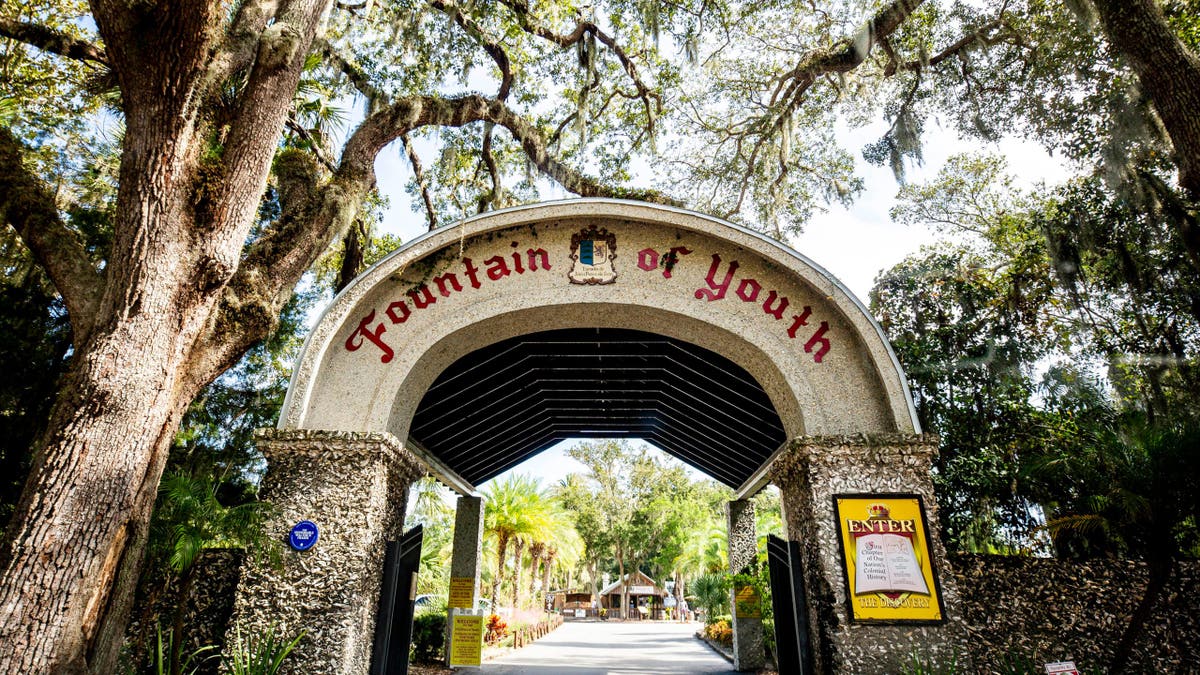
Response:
768,434,967,675
445,495,485,663
225,430,425,675
726,499,765,671
449,495,485,599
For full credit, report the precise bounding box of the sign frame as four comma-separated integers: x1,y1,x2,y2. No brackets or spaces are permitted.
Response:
832,493,945,625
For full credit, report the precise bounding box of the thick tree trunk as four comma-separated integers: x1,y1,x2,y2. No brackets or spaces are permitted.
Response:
1090,0,1200,264
617,551,627,619
1110,557,1174,672
0,315,205,673
512,539,524,609
541,552,554,600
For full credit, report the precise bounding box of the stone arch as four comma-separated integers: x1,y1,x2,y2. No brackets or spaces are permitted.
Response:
228,200,965,675
280,199,919,442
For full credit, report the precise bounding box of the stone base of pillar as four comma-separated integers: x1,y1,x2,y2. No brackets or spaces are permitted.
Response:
769,434,968,675
224,430,426,675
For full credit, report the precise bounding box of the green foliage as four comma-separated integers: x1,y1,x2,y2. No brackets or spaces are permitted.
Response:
0,265,71,529
690,572,729,620
1032,415,1200,561
221,626,305,675
149,471,278,574
874,152,1200,554
149,623,214,675
410,612,446,663
898,647,961,675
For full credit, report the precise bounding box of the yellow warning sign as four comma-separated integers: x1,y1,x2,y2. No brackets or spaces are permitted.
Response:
448,577,475,609
734,585,762,619
449,615,483,667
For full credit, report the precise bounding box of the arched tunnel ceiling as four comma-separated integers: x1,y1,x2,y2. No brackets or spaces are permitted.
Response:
409,328,788,488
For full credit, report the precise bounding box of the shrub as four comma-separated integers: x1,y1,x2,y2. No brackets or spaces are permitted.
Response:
708,614,732,627
485,614,509,644
410,612,446,663
703,619,733,647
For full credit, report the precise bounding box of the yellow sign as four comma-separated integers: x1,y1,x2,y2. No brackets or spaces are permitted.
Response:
449,614,484,667
448,577,475,609
733,585,762,619
834,494,944,623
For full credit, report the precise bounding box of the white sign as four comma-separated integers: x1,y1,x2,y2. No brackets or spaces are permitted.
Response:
1045,662,1080,675
854,533,929,595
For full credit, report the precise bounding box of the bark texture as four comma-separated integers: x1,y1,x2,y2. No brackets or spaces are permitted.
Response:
0,1,671,671
0,1,336,672
1090,0,1200,201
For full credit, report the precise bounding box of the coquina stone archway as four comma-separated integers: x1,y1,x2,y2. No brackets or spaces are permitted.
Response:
225,200,965,674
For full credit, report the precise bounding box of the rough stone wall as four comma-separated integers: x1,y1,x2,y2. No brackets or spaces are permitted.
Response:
125,549,245,674
224,430,425,675
953,554,1200,674
769,434,967,675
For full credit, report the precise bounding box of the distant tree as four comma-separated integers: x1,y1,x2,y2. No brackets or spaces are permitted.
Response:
1034,415,1200,672
483,474,549,611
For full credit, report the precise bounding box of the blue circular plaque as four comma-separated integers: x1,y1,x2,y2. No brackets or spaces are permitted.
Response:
289,520,319,551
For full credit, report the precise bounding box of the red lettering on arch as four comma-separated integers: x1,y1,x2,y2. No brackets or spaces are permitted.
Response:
345,310,394,363
804,321,831,363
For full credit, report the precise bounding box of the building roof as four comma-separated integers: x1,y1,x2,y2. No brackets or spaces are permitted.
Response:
598,570,665,596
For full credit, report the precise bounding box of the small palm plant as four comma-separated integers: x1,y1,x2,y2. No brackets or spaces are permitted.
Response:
221,626,305,675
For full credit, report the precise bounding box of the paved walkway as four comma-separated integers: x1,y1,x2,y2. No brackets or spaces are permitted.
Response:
482,621,738,674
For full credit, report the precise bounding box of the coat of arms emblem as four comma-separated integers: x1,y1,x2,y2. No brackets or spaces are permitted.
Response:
568,226,618,285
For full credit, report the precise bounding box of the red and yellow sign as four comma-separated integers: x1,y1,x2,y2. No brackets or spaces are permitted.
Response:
448,577,475,609
834,494,944,623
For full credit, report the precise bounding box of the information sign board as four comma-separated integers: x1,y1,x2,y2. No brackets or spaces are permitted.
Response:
834,494,944,623
448,577,475,609
734,585,762,619
449,615,484,667
1045,662,1080,675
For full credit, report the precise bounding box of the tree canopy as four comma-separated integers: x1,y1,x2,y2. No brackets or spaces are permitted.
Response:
3,0,1200,670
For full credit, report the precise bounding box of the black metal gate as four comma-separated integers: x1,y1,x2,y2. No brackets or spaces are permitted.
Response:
370,525,424,675
767,534,813,675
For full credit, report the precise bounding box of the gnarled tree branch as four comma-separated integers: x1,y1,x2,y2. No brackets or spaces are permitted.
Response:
0,128,102,344
494,0,661,133
401,134,438,230
0,18,107,65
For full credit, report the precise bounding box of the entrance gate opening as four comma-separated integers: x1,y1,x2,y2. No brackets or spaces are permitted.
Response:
223,200,965,674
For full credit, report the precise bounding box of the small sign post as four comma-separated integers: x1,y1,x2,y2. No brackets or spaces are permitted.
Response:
1045,662,1080,675
288,520,319,551
734,585,762,619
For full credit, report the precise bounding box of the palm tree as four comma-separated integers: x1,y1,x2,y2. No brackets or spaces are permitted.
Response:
672,516,727,619
1038,417,1200,672
530,503,583,602
149,470,275,675
483,474,547,611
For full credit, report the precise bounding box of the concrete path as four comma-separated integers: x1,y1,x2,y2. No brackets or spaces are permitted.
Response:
482,621,738,674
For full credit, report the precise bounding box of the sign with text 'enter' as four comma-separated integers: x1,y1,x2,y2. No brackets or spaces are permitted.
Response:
834,494,944,623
